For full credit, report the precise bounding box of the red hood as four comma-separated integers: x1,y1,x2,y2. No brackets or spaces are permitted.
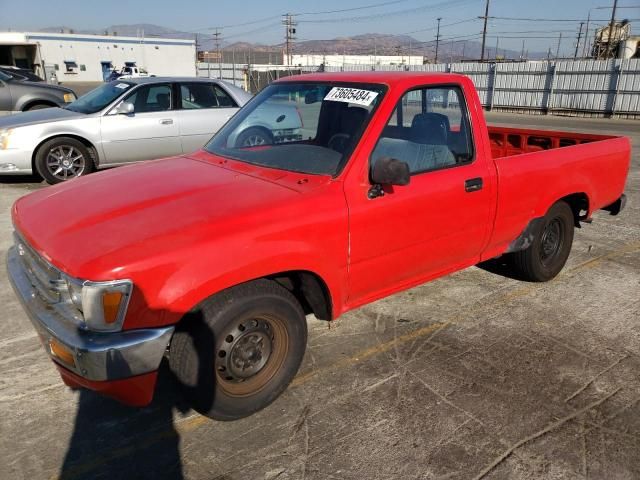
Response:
13,153,329,280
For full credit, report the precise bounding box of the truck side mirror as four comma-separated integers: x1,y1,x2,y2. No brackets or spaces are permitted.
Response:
369,157,411,199
115,101,134,115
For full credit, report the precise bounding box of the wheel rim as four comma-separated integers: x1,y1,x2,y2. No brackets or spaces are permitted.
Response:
215,315,288,397
242,135,267,147
540,218,564,267
46,145,86,180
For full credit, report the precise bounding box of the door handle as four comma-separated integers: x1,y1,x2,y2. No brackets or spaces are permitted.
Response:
465,177,483,192
160,119,173,125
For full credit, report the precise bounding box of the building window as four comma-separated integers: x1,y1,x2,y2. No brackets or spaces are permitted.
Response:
80,64,86,71
64,61,78,73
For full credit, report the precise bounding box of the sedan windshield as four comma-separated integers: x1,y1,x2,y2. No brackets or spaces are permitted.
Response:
205,82,385,176
65,81,133,114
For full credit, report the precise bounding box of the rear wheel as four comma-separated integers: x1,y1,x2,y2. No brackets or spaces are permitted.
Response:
35,137,94,184
235,127,273,148
169,279,307,420
511,201,575,282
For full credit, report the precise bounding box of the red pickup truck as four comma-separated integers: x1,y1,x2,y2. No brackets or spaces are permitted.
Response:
8,72,629,420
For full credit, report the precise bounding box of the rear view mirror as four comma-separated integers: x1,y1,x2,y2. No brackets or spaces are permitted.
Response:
371,156,410,186
115,101,134,115
304,91,319,104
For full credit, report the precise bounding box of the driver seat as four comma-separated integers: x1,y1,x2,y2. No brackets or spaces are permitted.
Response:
328,106,367,153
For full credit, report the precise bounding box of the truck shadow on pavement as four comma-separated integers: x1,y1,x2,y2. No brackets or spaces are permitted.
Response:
58,310,215,480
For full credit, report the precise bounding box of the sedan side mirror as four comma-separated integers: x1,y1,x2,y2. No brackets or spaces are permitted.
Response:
115,101,134,115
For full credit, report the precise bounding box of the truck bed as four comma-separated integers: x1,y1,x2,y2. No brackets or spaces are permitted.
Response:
487,125,617,159
482,125,630,261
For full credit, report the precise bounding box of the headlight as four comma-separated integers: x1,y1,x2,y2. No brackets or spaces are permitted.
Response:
63,93,76,103
0,129,12,150
63,276,132,332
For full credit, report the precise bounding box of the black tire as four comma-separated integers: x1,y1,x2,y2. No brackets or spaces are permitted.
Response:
234,127,273,148
511,201,575,282
169,279,307,421
35,137,95,184
24,102,55,111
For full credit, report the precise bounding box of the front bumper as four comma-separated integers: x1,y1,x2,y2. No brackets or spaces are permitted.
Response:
7,246,174,389
0,148,32,174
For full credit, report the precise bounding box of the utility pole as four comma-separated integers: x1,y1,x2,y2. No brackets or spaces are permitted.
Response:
480,0,490,61
495,36,499,60
607,0,618,59
520,39,525,60
574,22,584,59
555,32,562,59
435,17,442,63
213,28,223,79
282,13,297,66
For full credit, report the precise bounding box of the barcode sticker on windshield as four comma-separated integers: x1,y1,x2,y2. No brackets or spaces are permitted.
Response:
324,87,378,106
115,83,129,89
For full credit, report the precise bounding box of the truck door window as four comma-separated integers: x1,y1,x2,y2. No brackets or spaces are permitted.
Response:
372,85,474,175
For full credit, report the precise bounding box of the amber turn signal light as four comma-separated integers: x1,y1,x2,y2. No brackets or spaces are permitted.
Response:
49,338,75,367
102,291,124,324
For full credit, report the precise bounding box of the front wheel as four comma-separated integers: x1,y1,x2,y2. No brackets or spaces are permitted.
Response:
169,279,307,420
35,137,94,184
511,201,575,282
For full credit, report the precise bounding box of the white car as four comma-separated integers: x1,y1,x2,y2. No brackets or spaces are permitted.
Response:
0,77,252,183
116,66,153,79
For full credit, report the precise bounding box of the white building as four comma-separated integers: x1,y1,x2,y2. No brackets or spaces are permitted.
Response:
290,54,424,67
0,31,196,82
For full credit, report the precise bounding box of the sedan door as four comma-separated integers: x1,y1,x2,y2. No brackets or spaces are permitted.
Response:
0,78,13,114
176,82,239,154
100,83,182,164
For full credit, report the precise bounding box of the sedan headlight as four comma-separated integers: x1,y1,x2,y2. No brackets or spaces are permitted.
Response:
63,92,76,103
64,276,132,332
0,129,12,150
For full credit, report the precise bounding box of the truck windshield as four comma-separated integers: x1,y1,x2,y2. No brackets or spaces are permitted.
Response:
65,81,133,114
205,82,385,176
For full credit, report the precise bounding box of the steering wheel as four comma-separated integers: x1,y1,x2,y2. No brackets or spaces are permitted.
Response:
327,133,351,153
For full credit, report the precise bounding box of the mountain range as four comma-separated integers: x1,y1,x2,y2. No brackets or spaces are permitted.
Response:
38,24,546,61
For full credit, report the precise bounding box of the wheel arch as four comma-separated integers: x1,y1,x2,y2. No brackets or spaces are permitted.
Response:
32,134,100,172
22,99,58,111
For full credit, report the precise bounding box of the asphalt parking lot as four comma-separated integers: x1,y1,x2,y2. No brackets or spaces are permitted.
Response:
0,112,638,480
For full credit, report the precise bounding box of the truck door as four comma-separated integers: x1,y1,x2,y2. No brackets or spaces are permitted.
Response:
100,82,182,164
346,85,494,302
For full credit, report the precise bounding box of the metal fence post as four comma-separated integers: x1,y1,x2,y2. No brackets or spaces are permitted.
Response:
611,59,625,117
545,63,556,113
489,63,497,110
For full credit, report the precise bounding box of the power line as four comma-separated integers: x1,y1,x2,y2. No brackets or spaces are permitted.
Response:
295,0,411,16
298,0,479,24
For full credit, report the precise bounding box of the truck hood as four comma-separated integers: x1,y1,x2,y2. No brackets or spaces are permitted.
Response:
13,154,328,279
0,107,86,129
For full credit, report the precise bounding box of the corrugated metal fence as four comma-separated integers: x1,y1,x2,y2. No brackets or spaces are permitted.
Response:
198,59,640,118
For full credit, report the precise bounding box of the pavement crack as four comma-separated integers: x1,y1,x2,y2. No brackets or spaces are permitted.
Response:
472,388,621,480
565,355,628,403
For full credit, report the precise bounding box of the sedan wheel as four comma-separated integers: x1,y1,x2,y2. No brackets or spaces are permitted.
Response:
46,145,87,180
35,137,95,184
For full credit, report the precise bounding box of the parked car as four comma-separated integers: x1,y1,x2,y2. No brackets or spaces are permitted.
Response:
0,70,76,115
0,65,45,82
7,72,629,420
0,77,252,182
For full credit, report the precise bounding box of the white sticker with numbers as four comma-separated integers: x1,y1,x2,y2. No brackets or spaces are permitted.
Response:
324,87,378,106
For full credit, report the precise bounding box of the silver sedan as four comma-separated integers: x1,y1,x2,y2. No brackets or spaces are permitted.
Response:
0,77,252,183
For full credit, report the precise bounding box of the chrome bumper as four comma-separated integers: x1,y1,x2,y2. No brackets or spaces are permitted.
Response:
7,246,174,381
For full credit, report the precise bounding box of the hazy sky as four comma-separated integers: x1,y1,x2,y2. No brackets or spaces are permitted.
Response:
5,0,640,54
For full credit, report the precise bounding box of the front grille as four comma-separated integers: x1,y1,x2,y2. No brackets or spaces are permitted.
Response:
14,233,65,304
